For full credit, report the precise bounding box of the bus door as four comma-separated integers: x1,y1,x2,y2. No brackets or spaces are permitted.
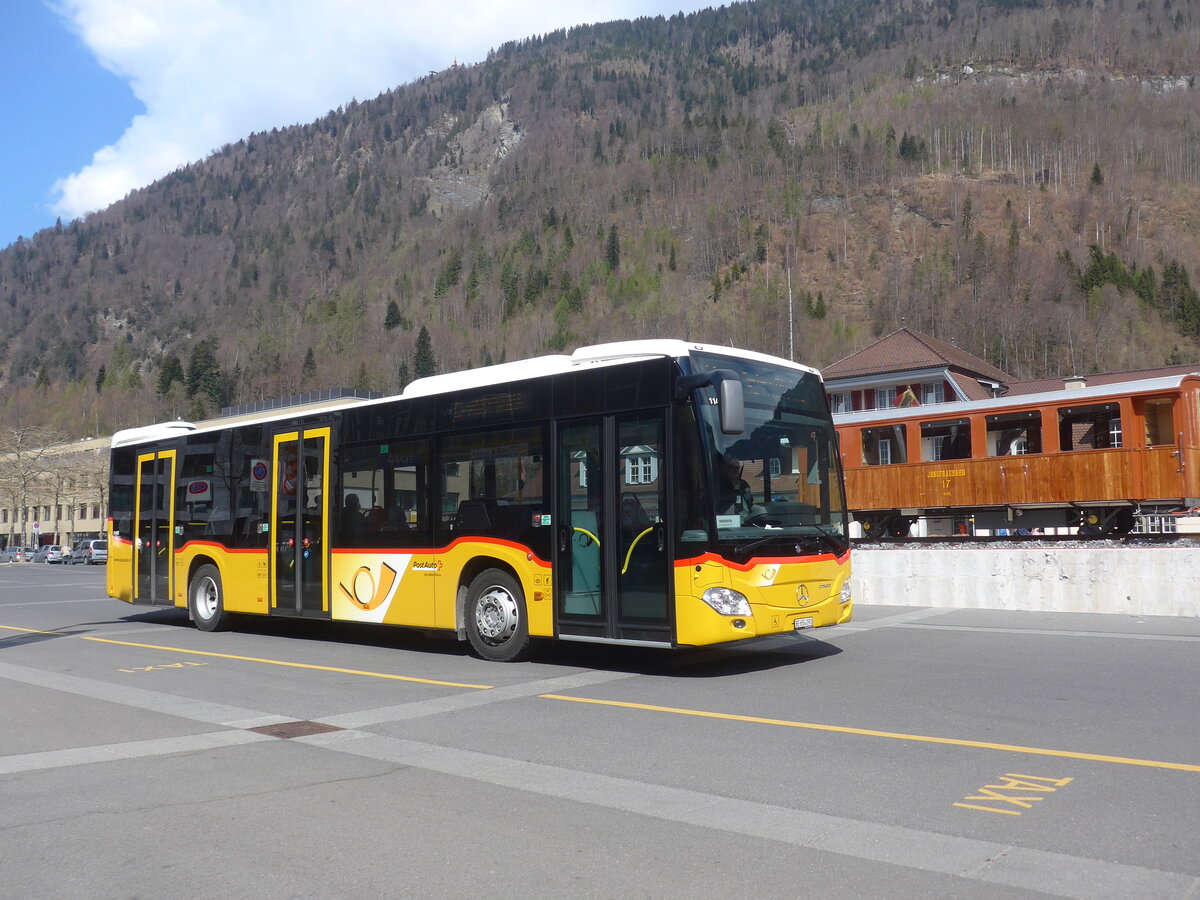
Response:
270,427,330,617
134,450,176,605
554,413,671,642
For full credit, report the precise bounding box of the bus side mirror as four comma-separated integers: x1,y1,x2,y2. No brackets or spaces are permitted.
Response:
675,369,744,435
715,372,745,435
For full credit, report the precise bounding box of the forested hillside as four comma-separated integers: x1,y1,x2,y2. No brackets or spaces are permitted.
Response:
2,0,1198,436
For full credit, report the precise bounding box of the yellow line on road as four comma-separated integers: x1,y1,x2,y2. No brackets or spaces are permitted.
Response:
0,625,491,689
1,624,65,635
82,637,494,689
540,694,1200,773
953,803,1022,815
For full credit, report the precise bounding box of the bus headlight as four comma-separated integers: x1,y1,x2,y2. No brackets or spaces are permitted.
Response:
840,582,852,604
701,587,752,617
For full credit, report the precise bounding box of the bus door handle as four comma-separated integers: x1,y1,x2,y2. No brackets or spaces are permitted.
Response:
559,526,569,553
656,524,665,552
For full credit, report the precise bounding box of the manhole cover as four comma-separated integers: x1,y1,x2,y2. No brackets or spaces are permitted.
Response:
247,720,343,739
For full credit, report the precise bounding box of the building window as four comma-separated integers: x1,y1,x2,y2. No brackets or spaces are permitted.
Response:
1109,418,1123,448
769,457,782,477
624,451,659,485
876,387,897,409
922,382,945,404
1134,514,1176,534
830,392,852,414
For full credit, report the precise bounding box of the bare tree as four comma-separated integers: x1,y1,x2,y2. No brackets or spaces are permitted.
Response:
0,427,66,547
73,446,112,530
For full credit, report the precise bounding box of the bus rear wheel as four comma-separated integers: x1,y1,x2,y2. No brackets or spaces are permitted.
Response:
464,569,531,662
189,564,230,632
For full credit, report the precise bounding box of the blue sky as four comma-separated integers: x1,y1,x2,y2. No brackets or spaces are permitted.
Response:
1,1,715,251
2,3,142,245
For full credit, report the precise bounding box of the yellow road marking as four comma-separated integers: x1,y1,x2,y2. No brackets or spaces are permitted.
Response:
540,694,1200,774
0,624,69,636
953,803,1022,815
82,637,493,689
1,624,491,689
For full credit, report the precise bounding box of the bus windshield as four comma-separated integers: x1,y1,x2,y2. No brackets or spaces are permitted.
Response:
690,352,848,550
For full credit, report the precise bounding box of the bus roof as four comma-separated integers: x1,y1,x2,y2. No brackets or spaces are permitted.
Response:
112,340,823,448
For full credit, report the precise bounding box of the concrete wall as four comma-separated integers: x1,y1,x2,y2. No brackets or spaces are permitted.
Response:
852,547,1199,617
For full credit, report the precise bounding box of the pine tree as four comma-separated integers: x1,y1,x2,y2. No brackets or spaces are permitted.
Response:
605,224,620,271
157,355,184,396
95,365,106,393
813,292,827,319
186,339,225,406
384,300,402,330
413,326,437,378
302,347,316,380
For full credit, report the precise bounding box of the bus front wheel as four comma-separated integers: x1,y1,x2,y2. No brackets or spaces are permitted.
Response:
464,569,531,662
189,564,230,632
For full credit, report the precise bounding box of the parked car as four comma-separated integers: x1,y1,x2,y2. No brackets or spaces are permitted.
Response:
43,545,67,564
1,546,20,562
71,539,108,565
32,546,52,562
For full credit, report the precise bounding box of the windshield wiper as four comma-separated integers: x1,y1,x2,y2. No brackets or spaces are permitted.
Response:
806,528,849,554
733,534,791,557
733,529,847,559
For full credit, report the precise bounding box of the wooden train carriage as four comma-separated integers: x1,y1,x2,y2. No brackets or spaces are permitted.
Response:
835,373,1200,535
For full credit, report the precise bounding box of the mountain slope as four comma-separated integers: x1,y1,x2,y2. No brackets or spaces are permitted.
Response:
1,0,1198,436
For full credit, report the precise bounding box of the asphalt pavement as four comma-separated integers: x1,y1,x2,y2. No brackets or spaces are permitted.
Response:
2,562,1198,899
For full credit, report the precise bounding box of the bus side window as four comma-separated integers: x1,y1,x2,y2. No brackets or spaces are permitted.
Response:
438,427,548,557
340,438,430,547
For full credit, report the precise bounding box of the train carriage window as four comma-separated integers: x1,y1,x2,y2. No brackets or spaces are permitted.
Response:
1058,403,1121,451
1143,399,1174,446
986,411,1042,456
861,425,907,465
920,419,971,461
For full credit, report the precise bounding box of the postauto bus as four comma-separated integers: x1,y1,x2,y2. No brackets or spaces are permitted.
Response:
108,341,851,660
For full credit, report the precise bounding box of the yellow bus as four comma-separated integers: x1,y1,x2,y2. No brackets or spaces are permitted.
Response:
108,340,852,660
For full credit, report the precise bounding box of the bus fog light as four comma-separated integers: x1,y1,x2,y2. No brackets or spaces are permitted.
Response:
701,587,751,616
840,583,852,604
732,619,746,629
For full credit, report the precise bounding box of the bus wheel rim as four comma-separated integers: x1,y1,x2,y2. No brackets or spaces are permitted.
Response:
196,577,219,619
476,586,518,644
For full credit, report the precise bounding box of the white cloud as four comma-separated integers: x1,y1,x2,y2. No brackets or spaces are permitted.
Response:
49,0,707,221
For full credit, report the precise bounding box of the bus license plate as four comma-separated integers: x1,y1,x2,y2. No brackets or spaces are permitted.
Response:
793,617,813,631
